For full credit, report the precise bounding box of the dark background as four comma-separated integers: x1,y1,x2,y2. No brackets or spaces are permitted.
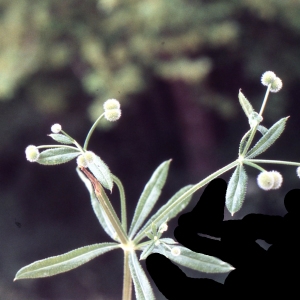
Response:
1,1,300,299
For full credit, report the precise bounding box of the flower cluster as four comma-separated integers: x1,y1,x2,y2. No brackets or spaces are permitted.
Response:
103,99,121,121
261,71,283,93
257,170,283,191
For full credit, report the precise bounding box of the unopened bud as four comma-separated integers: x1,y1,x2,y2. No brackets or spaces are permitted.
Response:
25,145,40,162
270,170,283,189
76,154,88,168
171,247,181,256
257,171,274,191
261,71,276,86
270,77,283,93
104,109,121,121
51,123,62,133
84,151,96,164
103,99,120,110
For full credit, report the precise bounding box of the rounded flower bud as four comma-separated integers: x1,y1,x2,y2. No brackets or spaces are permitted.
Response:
270,77,283,93
76,154,88,168
257,171,274,191
104,109,121,121
261,71,276,86
103,99,120,110
158,223,168,233
51,123,62,133
171,247,181,256
25,145,40,162
269,170,283,189
84,151,96,164
296,166,300,178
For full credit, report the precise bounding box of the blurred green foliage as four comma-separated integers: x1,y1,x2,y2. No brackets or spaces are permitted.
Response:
1,0,300,123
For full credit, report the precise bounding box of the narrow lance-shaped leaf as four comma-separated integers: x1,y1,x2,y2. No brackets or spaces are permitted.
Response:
226,165,248,215
246,117,289,159
134,184,193,242
14,243,119,280
129,251,155,300
239,89,254,118
76,168,117,241
239,129,251,156
129,160,171,239
139,242,156,260
154,245,234,273
37,148,80,165
48,134,74,144
88,155,113,191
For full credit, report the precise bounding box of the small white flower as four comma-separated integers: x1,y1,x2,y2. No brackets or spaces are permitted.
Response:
103,99,120,110
51,123,62,133
270,77,283,93
171,247,181,256
257,171,274,191
76,154,88,168
25,145,40,162
104,109,121,121
158,223,168,233
269,170,283,189
84,151,96,164
296,167,300,178
261,71,276,86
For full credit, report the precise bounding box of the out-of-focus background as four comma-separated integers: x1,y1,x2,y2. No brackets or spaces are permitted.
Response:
1,1,300,299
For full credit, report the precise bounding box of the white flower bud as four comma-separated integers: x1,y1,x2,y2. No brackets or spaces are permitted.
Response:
76,154,88,168
51,123,62,133
158,223,168,233
25,145,40,162
257,171,274,191
269,77,283,93
103,99,120,110
104,109,121,121
261,71,276,86
270,170,283,189
84,151,96,164
296,167,300,178
171,247,181,256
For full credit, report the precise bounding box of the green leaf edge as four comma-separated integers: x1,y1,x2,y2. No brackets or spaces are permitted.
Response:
14,243,119,280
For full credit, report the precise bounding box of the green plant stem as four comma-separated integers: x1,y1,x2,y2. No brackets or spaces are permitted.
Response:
246,159,300,167
37,145,80,151
122,250,132,300
83,113,105,150
80,168,129,245
61,130,84,152
241,85,272,158
133,160,239,245
113,175,127,233
259,84,271,116
243,161,266,172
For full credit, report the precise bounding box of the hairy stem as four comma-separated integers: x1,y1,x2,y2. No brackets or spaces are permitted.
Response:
122,250,132,300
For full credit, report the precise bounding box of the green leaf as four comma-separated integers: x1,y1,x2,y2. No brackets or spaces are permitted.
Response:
238,129,251,156
239,89,254,118
37,148,80,165
246,117,289,159
76,168,117,241
257,125,268,135
134,184,193,242
129,251,155,300
154,245,234,273
14,243,119,280
88,155,113,191
48,134,74,144
160,238,178,245
129,160,171,239
225,165,248,215
139,242,156,260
